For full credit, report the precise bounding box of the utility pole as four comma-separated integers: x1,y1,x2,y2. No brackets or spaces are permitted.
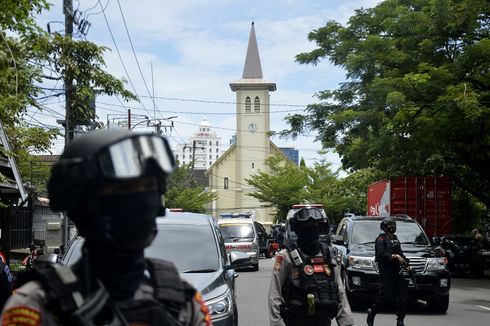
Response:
62,0,73,249
192,140,197,171
127,109,131,129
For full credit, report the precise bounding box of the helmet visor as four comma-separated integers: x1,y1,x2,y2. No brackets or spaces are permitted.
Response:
98,134,175,179
293,208,324,222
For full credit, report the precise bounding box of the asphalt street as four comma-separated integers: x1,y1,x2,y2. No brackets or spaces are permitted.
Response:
236,256,490,326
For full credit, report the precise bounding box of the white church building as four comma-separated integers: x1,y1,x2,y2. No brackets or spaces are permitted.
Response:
207,22,290,224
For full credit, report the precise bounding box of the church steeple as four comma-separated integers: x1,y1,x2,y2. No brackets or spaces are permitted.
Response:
242,22,263,79
230,22,276,92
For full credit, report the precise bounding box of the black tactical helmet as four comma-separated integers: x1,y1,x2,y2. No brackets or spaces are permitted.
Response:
289,207,328,231
380,218,397,232
48,129,176,214
285,207,329,247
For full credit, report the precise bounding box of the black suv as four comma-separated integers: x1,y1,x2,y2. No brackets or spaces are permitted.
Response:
332,215,450,313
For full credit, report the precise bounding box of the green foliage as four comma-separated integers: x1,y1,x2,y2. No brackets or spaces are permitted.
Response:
287,0,490,212
165,162,217,213
33,34,137,125
246,155,383,223
1,1,136,198
246,155,309,222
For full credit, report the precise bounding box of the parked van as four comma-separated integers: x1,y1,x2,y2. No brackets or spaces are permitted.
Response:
217,217,260,271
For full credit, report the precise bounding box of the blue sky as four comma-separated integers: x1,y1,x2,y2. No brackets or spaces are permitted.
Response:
32,0,380,170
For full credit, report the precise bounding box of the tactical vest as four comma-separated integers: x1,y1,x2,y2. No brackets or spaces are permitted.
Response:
284,245,340,319
18,258,195,326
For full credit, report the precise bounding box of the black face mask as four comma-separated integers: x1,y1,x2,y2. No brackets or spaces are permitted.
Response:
78,245,147,301
80,190,161,251
386,225,396,234
295,223,321,256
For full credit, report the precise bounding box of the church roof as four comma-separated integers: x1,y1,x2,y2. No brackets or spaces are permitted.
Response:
242,22,262,79
230,22,276,92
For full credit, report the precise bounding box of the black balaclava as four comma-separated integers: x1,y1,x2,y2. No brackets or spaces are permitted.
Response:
295,221,321,256
73,188,161,300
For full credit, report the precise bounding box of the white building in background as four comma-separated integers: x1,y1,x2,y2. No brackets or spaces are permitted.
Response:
174,117,223,170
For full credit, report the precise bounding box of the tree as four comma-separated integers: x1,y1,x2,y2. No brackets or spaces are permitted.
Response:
165,162,217,213
246,155,309,222
284,0,490,208
1,1,136,197
245,155,377,223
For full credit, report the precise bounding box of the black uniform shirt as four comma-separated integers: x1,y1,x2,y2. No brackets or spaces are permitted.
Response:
374,233,406,277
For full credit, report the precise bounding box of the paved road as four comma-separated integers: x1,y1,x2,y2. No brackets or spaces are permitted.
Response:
236,256,490,326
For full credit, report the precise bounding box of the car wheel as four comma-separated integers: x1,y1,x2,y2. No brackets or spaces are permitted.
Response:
342,271,363,311
251,263,259,271
427,293,449,313
472,266,484,278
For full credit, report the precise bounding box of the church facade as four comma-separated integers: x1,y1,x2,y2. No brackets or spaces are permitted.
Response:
207,23,290,225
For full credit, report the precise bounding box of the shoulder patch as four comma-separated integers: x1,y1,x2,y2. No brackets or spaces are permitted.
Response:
274,255,284,270
193,292,212,326
2,306,41,326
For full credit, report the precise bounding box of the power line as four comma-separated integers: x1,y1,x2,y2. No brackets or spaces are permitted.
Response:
115,0,158,115
98,0,152,117
141,95,308,108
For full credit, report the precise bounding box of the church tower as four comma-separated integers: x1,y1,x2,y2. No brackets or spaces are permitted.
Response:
208,22,285,224
229,22,276,219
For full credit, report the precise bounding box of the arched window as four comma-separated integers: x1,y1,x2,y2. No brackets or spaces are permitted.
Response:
245,97,251,113
254,96,260,113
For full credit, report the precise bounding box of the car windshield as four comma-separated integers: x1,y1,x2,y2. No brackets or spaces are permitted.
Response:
351,220,429,245
219,223,255,241
146,224,219,272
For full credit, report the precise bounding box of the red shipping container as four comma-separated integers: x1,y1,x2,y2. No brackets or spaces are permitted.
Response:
367,176,451,237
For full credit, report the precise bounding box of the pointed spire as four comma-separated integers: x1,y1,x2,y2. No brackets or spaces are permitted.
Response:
242,22,263,79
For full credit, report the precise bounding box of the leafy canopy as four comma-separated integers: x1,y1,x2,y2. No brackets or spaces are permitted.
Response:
285,0,490,208
246,155,381,223
1,0,136,197
165,162,217,213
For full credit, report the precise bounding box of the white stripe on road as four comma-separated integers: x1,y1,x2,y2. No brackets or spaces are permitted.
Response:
477,305,490,311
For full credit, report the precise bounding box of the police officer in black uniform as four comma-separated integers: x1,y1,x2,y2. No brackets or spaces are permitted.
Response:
1,129,211,326
367,218,409,326
269,206,355,326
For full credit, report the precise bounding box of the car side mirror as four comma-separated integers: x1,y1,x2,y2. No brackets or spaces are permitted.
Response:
331,234,346,246
225,251,252,270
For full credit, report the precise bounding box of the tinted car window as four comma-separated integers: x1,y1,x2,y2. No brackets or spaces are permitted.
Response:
146,224,219,272
351,220,429,245
219,223,255,241
63,224,220,272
